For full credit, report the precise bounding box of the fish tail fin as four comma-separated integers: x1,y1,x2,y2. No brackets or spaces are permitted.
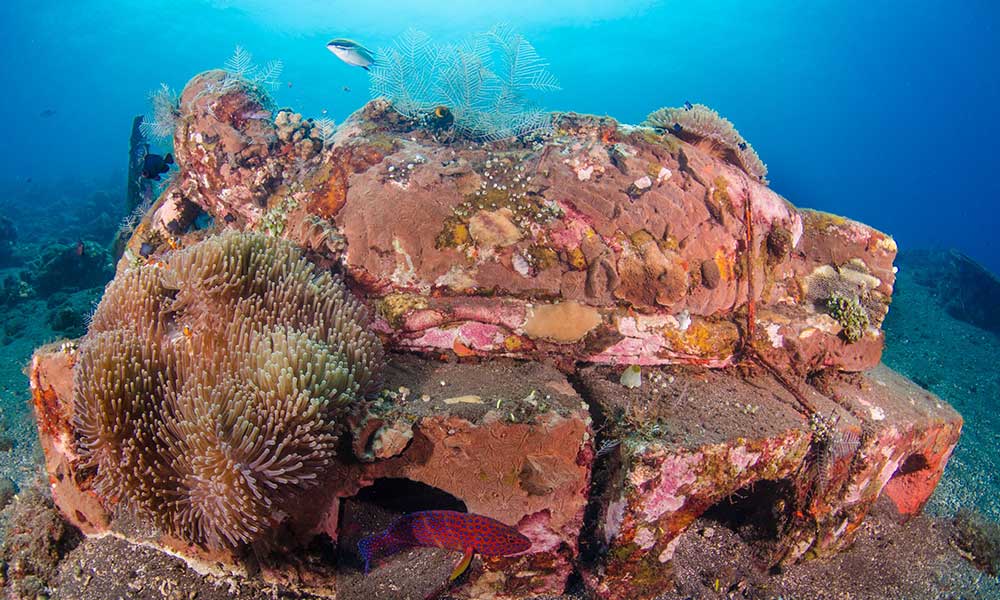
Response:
164,153,174,164
358,534,376,573
358,531,413,573
449,547,474,582
359,532,405,574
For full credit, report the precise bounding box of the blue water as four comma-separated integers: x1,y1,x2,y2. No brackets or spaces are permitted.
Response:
1,0,998,272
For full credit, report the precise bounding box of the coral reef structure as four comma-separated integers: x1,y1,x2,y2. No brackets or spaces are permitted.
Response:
20,65,973,600
73,231,382,549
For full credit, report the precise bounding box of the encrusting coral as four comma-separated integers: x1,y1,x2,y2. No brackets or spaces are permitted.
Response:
644,103,768,182
826,292,870,343
803,260,889,342
73,231,383,549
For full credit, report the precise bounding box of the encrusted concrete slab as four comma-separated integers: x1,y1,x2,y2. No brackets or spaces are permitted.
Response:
574,363,961,600
28,347,593,598
309,354,594,598
133,72,896,374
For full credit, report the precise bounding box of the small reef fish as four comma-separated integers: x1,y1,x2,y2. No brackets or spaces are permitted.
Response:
359,510,531,581
326,38,375,70
683,100,693,110
39,108,56,118
142,153,173,181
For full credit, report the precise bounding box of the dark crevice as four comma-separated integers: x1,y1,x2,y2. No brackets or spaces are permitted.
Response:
352,478,467,514
702,478,796,565
566,368,621,567
894,454,930,478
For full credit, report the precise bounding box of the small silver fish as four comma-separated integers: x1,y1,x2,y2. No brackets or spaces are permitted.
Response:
326,38,375,70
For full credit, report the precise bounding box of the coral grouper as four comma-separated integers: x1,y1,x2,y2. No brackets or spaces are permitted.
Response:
359,510,532,581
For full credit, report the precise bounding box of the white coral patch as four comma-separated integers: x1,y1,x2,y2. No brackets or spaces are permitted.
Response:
675,309,692,332
765,323,784,348
854,395,887,421
391,238,418,288
434,265,476,291
634,527,656,550
658,537,680,563
512,253,531,276
604,497,627,544
729,445,761,473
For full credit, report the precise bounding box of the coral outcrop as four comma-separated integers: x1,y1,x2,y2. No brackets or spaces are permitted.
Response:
72,231,382,549
139,76,896,376
24,68,964,599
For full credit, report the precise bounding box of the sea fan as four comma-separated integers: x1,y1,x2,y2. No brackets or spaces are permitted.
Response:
140,83,180,141
225,45,254,78
223,45,284,91
370,28,439,118
486,24,561,116
436,34,494,125
256,59,284,90
313,117,337,145
369,26,559,141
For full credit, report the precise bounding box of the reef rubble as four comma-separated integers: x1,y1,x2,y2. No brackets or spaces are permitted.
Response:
22,70,965,599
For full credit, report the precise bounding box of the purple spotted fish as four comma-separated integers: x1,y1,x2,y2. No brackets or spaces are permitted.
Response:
359,510,532,581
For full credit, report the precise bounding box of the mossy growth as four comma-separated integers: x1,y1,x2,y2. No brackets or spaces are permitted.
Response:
436,151,562,250
259,196,299,237
376,293,429,329
826,292,869,343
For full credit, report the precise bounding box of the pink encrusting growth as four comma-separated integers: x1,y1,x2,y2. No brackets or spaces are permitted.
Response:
359,510,531,580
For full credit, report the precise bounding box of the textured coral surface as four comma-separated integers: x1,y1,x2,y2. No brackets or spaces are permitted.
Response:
137,74,895,375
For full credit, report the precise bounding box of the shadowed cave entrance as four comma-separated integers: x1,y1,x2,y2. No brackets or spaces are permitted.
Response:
337,478,468,570
701,478,796,565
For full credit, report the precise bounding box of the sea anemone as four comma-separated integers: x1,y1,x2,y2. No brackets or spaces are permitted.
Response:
645,103,767,182
74,231,383,549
